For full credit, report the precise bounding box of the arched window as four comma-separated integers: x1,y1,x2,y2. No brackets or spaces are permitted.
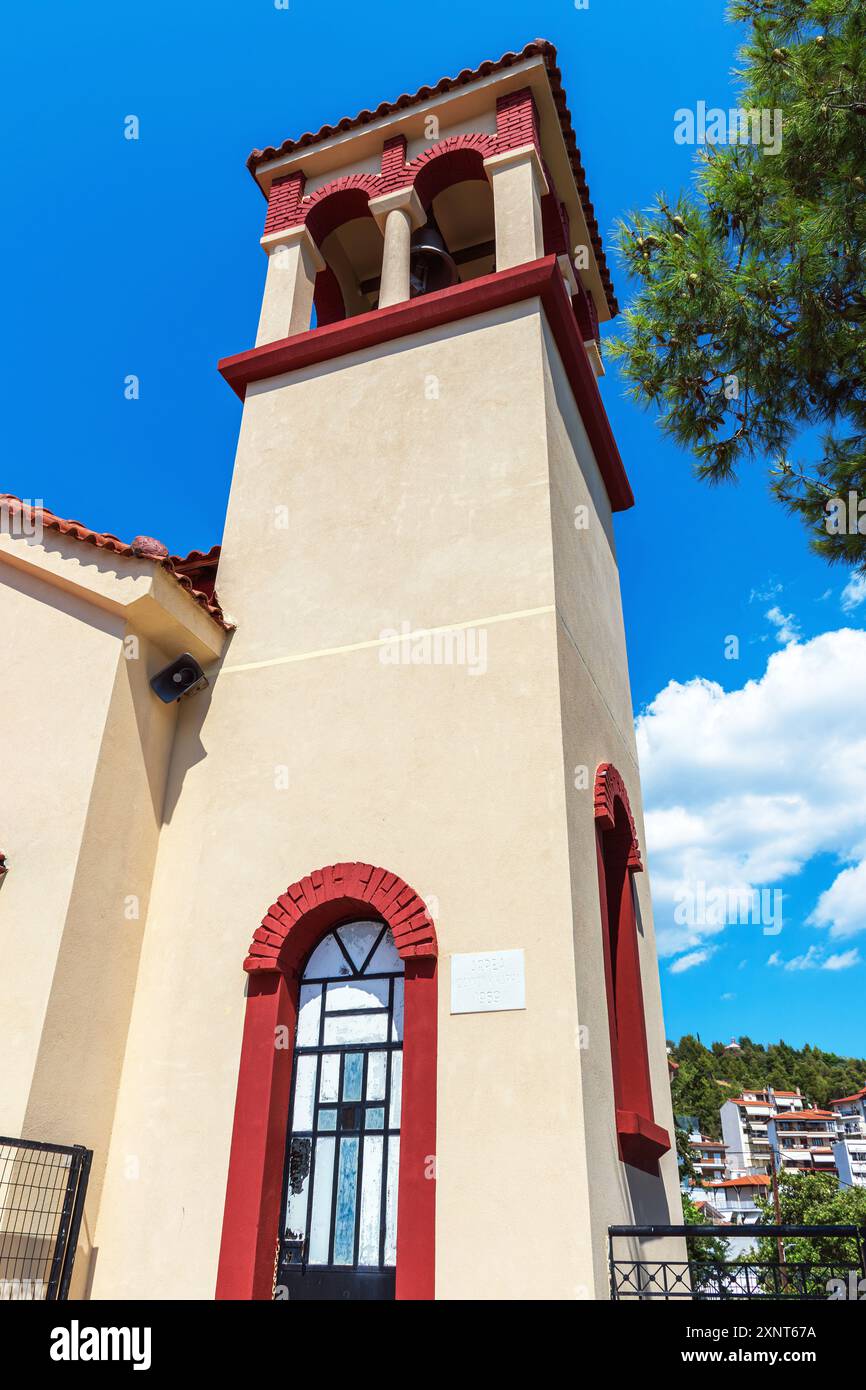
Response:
594,764,670,1175
216,862,437,1301
280,920,405,1299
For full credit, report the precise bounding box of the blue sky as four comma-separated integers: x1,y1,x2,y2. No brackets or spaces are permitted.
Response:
2,1,863,1056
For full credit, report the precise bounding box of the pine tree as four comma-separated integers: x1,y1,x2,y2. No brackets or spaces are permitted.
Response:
609,0,866,568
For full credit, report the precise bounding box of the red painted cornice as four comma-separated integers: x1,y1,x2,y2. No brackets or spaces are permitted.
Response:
218,257,634,513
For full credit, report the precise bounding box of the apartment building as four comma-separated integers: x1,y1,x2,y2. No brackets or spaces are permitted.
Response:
720,1088,804,1173
829,1085,866,1135
690,1133,727,1183
829,1086,866,1188
768,1111,838,1176
698,1174,771,1227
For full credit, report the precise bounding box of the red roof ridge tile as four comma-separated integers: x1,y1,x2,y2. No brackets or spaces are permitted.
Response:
0,493,229,630
246,39,618,315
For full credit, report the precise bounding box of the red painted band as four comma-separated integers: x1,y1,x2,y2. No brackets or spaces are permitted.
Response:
218,256,634,513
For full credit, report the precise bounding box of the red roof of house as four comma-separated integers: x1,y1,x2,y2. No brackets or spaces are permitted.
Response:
704,1175,771,1189
0,494,227,628
246,39,618,316
772,1110,834,1122
830,1087,866,1106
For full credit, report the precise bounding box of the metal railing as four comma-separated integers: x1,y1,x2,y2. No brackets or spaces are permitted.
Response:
609,1223,866,1300
0,1137,92,1300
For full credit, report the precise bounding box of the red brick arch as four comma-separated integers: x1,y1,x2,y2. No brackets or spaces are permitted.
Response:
217,862,438,1301
302,174,382,244
407,132,497,209
593,761,643,871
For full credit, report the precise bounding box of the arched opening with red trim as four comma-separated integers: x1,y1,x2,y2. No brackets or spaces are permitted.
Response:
304,181,383,326
216,862,437,1301
594,764,670,1175
409,136,497,286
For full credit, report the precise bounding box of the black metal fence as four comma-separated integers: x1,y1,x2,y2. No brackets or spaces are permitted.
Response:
609,1223,866,1300
0,1137,92,1300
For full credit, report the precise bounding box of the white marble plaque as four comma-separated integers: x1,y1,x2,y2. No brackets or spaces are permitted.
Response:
450,949,525,1014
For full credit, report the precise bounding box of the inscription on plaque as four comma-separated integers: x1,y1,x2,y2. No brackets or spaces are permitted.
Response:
450,949,526,1015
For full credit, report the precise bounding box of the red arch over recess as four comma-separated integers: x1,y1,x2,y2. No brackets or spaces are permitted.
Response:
303,178,379,245
593,761,643,871
216,862,438,1301
593,765,669,1175
408,133,496,210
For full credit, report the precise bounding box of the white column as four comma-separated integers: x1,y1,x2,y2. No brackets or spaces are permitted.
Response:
368,188,426,308
483,144,549,271
256,225,325,346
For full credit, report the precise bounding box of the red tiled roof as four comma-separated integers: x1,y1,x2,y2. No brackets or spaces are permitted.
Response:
704,1175,771,1189
830,1088,866,1106
772,1110,834,1122
246,39,618,316
0,494,228,629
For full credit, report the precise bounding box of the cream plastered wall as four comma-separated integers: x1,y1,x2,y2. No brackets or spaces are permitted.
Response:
0,541,223,1296
93,301,609,1299
540,325,685,1287
0,562,126,1137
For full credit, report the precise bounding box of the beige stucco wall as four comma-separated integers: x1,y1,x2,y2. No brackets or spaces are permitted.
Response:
541,323,684,1288
92,298,677,1301
0,540,223,1295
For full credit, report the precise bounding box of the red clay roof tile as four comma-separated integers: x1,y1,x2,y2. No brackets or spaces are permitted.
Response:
0,494,228,629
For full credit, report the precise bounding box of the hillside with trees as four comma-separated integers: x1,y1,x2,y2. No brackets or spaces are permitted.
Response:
668,1035,866,1138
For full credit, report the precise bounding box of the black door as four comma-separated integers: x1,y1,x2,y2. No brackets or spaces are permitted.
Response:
276,920,403,1301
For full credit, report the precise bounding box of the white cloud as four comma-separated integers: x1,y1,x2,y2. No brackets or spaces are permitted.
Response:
824,949,862,971
808,859,866,938
637,628,866,956
841,572,866,613
669,948,714,974
765,605,800,645
767,944,861,971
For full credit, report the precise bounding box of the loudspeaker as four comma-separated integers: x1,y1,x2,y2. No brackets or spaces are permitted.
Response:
150,653,209,703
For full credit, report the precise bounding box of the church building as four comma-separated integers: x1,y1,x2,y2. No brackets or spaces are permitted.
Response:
0,39,681,1301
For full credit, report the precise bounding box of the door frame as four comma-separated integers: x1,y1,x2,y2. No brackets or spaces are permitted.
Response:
215,862,438,1301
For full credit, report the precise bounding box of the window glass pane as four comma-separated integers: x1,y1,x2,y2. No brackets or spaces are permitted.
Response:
342,1052,363,1101
296,984,322,1047
307,1137,335,1265
317,1108,337,1132
388,1052,403,1130
365,929,404,976
384,1136,400,1266
284,1136,312,1242
333,1137,359,1265
358,1136,383,1266
366,1052,387,1101
319,1052,340,1102
336,921,383,971
324,1013,388,1045
326,978,390,1012
365,1107,385,1130
291,1054,317,1131
391,978,404,1041
304,932,352,980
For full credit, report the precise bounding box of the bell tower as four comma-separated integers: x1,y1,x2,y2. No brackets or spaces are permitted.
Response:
92,40,681,1302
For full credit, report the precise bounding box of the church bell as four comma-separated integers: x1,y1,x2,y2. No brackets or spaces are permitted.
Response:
408,216,459,298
